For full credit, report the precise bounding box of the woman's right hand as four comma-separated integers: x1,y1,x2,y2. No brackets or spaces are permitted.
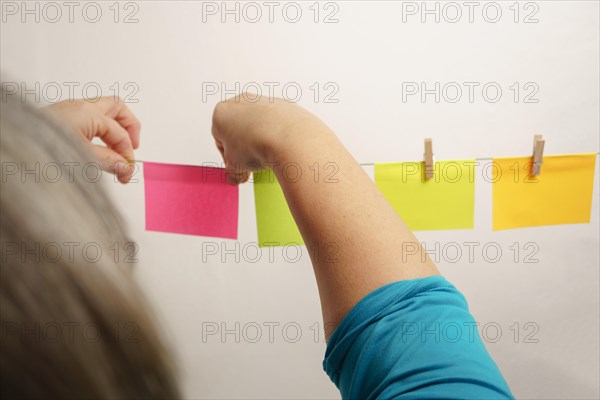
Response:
211,94,327,184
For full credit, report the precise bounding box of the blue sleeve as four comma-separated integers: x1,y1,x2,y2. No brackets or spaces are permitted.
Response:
323,276,514,400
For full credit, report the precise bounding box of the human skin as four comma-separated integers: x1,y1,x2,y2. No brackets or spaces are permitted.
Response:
45,97,141,183
47,94,440,338
211,95,440,338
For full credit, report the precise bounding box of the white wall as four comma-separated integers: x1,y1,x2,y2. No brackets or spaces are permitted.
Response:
2,1,599,398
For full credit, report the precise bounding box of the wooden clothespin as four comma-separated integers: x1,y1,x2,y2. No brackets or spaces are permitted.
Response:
424,138,435,180
531,134,545,176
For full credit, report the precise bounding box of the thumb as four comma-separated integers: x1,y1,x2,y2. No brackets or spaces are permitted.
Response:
223,157,263,185
92,145,135,183
225,166,250,185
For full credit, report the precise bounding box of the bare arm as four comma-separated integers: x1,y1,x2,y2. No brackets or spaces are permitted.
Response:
212,96,439,337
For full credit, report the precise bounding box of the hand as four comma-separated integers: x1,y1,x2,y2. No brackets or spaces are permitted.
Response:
211,94,326,184
45,97,141,183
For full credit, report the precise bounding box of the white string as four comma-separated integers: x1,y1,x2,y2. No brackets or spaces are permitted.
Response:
133,152,600,166
358,152,600,167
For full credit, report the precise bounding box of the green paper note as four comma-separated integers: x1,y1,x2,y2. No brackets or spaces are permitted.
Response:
253,169,304,247
375,160,476,230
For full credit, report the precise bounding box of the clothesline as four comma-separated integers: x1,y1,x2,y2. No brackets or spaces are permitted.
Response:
358,152,600,166
133,152,600,167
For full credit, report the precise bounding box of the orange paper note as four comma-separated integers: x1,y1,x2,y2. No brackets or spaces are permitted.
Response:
492,154,597,230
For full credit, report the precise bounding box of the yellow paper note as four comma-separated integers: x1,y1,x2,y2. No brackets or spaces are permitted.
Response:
492,154,597,230
253,169,304,247
375,160,476,230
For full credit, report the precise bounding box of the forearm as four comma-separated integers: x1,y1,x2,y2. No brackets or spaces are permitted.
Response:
266,122,439,334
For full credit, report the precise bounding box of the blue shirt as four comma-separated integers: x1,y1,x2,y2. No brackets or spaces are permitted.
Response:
323,276,514,399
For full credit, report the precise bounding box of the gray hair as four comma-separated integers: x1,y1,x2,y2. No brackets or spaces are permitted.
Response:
0,85,180,399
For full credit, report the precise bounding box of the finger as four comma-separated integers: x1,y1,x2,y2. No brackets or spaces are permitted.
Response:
95,97,142,149
214,137,226,160
224,158,250,185
92,145,135,184
211,122,223,143
225,170,250,185
113,102,141,149
95,116,135,162
238,171,250,183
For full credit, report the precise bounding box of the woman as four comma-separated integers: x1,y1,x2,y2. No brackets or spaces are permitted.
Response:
0,87,513,399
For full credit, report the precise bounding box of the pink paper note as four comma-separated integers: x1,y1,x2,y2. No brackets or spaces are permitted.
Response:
143,162,238,239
